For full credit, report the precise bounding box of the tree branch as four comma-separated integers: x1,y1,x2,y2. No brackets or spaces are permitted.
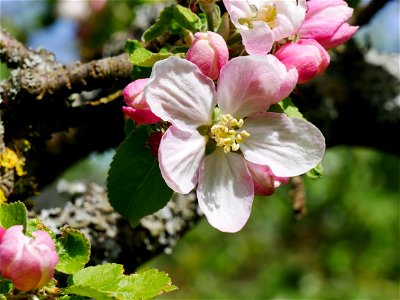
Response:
352,0,390,27
1,29,132,105
33,181,202,273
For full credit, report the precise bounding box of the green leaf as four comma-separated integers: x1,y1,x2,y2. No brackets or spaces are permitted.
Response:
276,97,304,119
55,226,91,274
64,264,177,300
107,126,173,227
0,201,27,230
131,65,152,81
125,39,178,68
0,279,13,295
124,119,135,137
25,217,56,240
142,5,201,42
142,6,174,42
306,162,324,179
173,5,202,31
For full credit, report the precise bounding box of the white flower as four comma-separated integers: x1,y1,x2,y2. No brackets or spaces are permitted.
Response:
223,0,306,55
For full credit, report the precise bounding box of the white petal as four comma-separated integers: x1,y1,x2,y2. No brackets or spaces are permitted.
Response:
197,148,254,233
240,112,325,177
159,126,207,194
217,56,281,118
145,56,217,133
240,21,274,55
273,0,306,40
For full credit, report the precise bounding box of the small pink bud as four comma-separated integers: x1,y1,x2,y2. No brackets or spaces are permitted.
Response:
246,162,289,196
275,39,330,84
122,79,161,125
298,0,359,49
0,226,5,242
147,131,164,157
186,31,229,80
0,225,59,291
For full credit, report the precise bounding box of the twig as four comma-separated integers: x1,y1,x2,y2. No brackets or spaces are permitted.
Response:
0,29,132,104
289,176,307,219
352,0,390,26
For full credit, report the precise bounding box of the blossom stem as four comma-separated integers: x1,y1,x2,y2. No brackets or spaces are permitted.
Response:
199,2,215,32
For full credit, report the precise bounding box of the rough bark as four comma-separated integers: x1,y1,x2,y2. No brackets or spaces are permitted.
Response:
31,181,202,273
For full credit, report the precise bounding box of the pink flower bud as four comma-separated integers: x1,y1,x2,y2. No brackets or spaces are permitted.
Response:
275,39,330,84
147,131,164,157
0,226,5,242
246,162,289,196
122,79,161,125
298,0,358,49
186,31,229,80
0,225,59,291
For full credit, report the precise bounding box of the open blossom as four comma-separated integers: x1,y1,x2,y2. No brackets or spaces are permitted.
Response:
122,79,161,125
144,56,325,232
223,0,306,55
275,39,330,84
186,31,229,80
298,0,359,49
0,225,59,291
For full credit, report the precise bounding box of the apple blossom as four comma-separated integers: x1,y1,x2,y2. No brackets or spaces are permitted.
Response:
144,56,325,232
298,0,359,49
222,0,306,55
0,225,59,291
186,31,229,80
122,78,161,125
275,39,330,84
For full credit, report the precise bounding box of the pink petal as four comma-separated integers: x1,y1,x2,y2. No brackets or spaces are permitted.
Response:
197,148,254,233
0,226,5,242
275,39,330,84
222,0,253,28
240,112,325,177
246,161,276,196
158,126,207,194
145,56,217,133
217,55,297,117
186,31,229,80
264,55,298,103
122,79,149,107
122,106,161,125
186,39,217,79
323,23,359,50
0,226,58,291
240,21,274,55
207,31,229,75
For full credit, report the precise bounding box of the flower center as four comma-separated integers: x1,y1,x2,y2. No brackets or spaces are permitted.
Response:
238,4,278,29
209,114,250,153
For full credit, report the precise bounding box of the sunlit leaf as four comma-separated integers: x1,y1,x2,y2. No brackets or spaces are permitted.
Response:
107,126,173,227
64,264,177,300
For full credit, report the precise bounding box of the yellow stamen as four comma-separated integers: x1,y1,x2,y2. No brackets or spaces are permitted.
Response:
237,4,278,29
258,4,277,28
209,114,250,153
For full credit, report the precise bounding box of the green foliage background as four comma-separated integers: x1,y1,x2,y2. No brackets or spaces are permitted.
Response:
144,147,399,299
